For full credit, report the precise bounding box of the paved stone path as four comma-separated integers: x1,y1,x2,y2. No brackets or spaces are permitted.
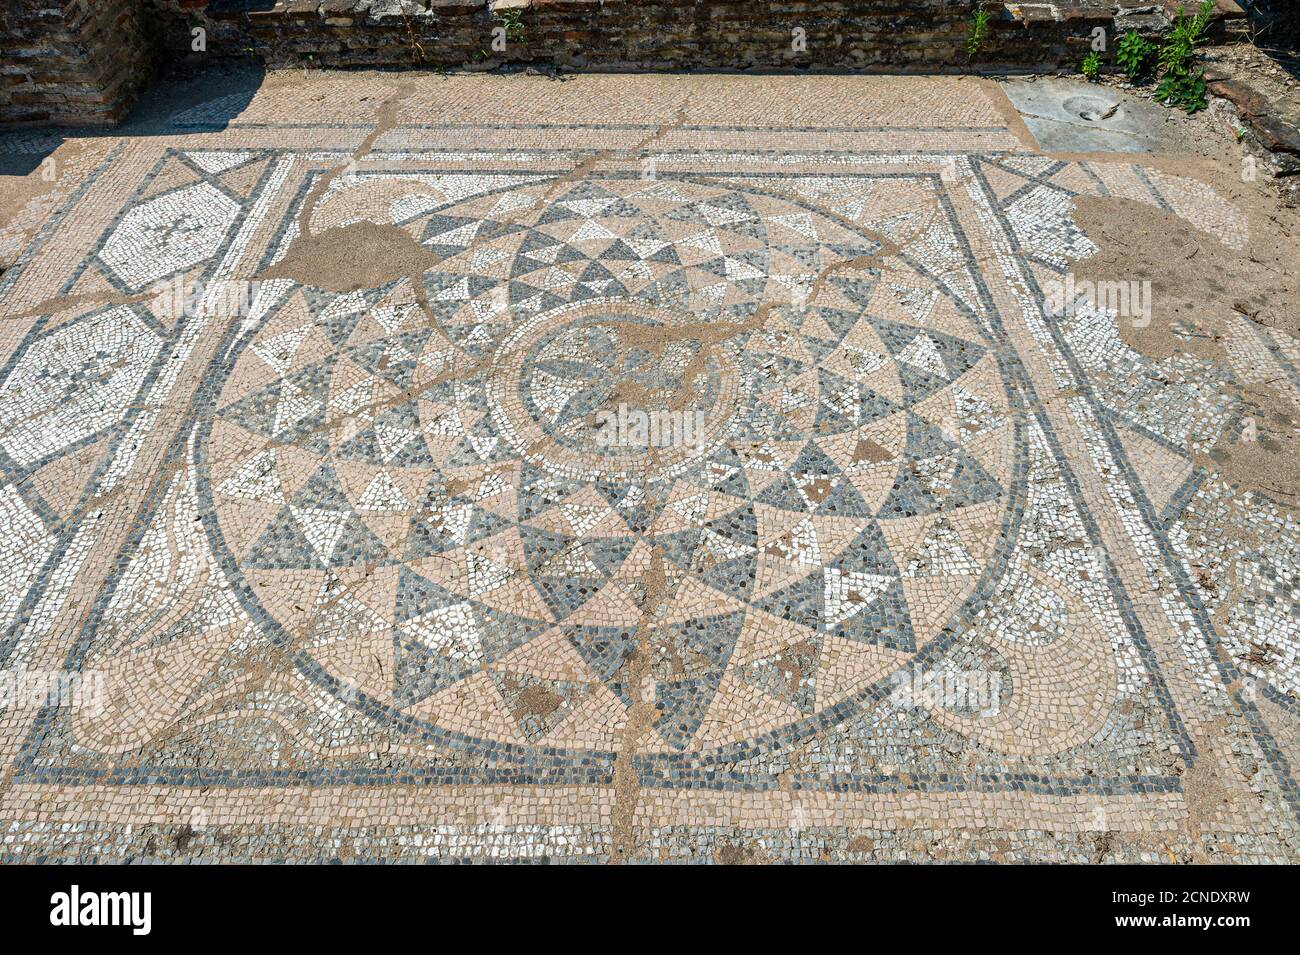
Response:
0,73,1296,862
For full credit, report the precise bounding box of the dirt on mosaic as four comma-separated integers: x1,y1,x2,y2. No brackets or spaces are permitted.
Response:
0,2,1299,887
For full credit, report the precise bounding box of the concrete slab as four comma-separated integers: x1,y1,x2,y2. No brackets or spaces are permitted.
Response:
1000,77,1173,152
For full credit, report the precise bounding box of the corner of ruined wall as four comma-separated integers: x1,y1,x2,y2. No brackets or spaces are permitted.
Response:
1,0,160,126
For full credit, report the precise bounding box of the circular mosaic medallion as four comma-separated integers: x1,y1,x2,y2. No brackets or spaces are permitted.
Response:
488,298,746,481
204,173,1019,754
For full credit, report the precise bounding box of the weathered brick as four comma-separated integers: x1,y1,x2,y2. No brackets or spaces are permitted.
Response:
3,0,1242,127
1,0,155,125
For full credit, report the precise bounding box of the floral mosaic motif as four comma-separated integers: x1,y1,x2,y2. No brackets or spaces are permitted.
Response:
0,305,163,468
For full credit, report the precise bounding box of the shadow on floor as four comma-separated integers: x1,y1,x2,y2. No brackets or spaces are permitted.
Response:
0,60,268,178
1246,1,1300,79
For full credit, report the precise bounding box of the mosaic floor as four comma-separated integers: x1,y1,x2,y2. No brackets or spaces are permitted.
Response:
0,74,1297,862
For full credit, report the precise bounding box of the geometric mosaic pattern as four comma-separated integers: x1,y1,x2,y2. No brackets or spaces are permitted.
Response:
209,174,1012,752
0,75,1296,862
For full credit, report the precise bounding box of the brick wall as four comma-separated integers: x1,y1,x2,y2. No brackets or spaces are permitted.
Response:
154,0,980,71
1,0,157,125
1,0,1250,127
148,1,1246,73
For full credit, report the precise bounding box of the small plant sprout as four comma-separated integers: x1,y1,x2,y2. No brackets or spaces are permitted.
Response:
966,9,991,60
495,7,527,45
1154,0,1215,113
1116,30,1156,81
1081,51,1102,82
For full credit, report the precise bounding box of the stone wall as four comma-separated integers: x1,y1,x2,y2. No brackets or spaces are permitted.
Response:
158,0,979,71
2,0,1251,126
154,0,1247,73
0,0,157,125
